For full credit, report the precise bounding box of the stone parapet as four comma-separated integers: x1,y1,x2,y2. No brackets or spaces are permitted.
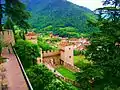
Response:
42,50,60,57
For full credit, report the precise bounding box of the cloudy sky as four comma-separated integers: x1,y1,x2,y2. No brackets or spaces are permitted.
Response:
67,0,103,11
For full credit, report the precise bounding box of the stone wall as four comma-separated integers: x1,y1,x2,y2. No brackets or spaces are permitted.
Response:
64,62,80,72
42,50,61,66
61,45,74,66
0,30,15,46
42,50,60,57
55,74,80,87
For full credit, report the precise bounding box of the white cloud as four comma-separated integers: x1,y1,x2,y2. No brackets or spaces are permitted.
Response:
67,0,103,11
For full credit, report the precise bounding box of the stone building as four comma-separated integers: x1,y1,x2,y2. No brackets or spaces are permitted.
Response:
59,41,74,66
25,32,38,44
36,40,79,72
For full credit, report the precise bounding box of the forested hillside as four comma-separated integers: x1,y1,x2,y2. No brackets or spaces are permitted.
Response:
22,0,98,37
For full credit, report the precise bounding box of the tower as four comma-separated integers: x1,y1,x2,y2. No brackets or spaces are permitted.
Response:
59,41,74,66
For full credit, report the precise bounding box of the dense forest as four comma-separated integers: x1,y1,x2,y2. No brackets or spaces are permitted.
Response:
22,0,98,37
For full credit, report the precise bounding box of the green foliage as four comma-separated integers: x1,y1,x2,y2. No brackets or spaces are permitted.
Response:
46,79,79,90
74,55,91,68
38,37,53,51
26,64,55,90
27,64,79,90
78,21,120,89
76,65,104,90
4,0,31,29
74,50,87,56
74,50,81,56
76,0,120,89
0,38,4,56
56,66,76,81
14,40,40,69
23,0,98,37
0,40,3,56
0,0,30,39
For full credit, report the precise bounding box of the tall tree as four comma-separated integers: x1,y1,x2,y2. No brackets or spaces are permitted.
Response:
76,0,120,90
0,0,30,32
14,40,40,69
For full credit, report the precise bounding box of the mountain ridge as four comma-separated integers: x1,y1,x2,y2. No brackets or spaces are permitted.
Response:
22,0,97,37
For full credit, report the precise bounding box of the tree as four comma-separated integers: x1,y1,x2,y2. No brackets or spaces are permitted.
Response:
38,37,53,51
76,0,120,89
0,0,30,34
95,0,120,22
14,40,40,69
27,64,78,90
26,64,55,90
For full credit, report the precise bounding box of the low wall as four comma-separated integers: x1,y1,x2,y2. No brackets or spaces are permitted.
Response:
55,74,80,87
64,62,80,72
42,50,60,57
0,30,15,46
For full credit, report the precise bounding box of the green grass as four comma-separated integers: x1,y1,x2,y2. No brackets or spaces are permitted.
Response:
74,55,91,68
56,66,76,81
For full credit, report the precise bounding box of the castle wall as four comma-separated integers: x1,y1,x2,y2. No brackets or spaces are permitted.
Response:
43,56,60,66
42,50,60,57
0,30,15,46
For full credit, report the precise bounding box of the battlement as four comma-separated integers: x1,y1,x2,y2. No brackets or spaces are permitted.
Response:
42,50,60,57
0,30,15,46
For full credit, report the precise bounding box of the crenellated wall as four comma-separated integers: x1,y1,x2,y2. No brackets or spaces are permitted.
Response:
38,46,76,72
42,50,60,58
0,30,15,46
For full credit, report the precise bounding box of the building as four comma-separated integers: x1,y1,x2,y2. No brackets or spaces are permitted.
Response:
37,40,80,72
25,32,38,44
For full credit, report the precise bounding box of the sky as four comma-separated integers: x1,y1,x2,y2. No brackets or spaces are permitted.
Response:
67,0,103,11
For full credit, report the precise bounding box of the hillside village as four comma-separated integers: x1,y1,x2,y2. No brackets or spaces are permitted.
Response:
25,32,90,72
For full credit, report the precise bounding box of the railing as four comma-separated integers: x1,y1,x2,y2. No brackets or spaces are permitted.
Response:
11,46,33,90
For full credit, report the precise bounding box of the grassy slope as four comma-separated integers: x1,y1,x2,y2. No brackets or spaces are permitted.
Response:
56,66,76,81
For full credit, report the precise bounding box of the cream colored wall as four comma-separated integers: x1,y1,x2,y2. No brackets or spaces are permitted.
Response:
60,45,74,66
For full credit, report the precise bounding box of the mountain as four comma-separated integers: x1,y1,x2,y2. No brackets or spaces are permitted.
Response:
22,0,98,37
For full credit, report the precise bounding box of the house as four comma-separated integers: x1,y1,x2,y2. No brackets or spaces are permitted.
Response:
25,32,38,44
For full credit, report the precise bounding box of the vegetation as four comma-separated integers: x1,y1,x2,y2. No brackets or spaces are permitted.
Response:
38,37,55,51
56,66,76,81
23,0,98,37
0,0,30,32
74,55,91,68
14,40,40,69
76,0,120,89
26,64,55,90
2,0,120,90
0,39,3,56
27,64,79,90
74,50,81,56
